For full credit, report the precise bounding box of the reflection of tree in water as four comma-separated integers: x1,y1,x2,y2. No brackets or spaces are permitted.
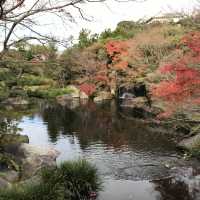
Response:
153,178,195,200
40,104,77,143
39,101,176,153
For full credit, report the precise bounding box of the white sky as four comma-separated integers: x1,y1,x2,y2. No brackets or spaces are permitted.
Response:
0,0,199,50
49,0,198,43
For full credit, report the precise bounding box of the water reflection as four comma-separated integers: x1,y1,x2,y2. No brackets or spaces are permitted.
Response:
15,100,200,200
36,101,175,152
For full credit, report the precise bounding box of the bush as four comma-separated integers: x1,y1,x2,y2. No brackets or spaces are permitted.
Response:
0,160,101,200
26,87,73,98
17,75,55,86
139,43,174,65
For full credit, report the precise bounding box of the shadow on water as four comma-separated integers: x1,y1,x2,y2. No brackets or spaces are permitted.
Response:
2,100,199,200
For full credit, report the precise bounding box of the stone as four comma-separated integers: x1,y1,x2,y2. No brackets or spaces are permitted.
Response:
178,133,200,151
94,91,113,102
0,170,19,183
2,97,29,106
0,134,29,147
0,177,10,189
66,85,80,98
56,85,83,105
80,91,89,99
19,144,60,179
117,82,149,101
120,97,147,108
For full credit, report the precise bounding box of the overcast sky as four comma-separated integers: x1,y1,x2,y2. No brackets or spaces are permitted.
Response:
48,0,198,43
0,0,199,50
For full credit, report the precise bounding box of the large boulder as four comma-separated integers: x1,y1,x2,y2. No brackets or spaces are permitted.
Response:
19,144,60,179
178,133,200,151
0,170,19,183
118,82,149,100
120,96,147,108
56,85,89,106
2,97,29,106
0,142,60,189
0,134,29,148
66,85,80,98
94,91,113,102
0,177,10,189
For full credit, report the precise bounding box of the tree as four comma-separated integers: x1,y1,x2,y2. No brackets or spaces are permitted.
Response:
152,32,200,116
77,29,98,49
0,0,83,54
0,0,145,55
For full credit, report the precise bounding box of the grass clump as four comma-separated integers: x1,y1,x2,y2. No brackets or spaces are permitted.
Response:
139,43,174,65
0,160,102,200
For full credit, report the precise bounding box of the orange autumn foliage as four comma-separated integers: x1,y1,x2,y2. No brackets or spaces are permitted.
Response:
152,32,200,110
106,40,129,69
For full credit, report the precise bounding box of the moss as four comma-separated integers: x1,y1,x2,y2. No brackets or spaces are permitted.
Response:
0,90,9,101
0,160,102,200
26,86,73,99
0,134,29,147
0,68,13,82
17,75,55,87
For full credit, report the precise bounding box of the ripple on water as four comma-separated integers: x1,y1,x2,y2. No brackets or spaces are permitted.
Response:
14,101,200,200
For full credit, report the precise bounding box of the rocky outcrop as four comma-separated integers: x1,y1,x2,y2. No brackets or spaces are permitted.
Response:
19,144,60,179
94,91,113,102
0,134,60,189
0,134,29,147
178,133,200,151
118,82,149,100
56,85,89,106
116,82,157,119
1,97,29,106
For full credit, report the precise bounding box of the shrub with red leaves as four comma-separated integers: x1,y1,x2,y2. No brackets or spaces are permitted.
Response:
152,32,200,114
94,75,109,83
105,40,129,69
181,32,200,54
79,83,96,96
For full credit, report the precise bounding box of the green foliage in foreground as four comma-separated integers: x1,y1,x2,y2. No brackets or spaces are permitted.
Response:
0,160,101,200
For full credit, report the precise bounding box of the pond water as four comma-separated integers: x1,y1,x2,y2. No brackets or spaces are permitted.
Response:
13,100,199,200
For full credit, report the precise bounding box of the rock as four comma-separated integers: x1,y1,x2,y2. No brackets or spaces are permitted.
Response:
178,133,200,151
118,82,148,100
169,167,200,199
80,91,89,99
0,177,11,189
94,91,113,102
66,85,80,98
120,97,147,108
0,170,19,183
56,85,83,104
2,97,29,106
0,134,29,147
19,144,60,179
10,86,27,98
56,94,75,102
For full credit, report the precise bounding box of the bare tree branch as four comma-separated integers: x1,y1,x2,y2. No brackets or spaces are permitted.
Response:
0,0,147,54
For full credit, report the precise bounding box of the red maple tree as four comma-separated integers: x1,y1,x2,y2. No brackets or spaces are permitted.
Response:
105,40,129,69
79,83,96,96
152,32,200,117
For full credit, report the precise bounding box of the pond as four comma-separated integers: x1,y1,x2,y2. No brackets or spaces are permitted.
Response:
10,100,200,200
